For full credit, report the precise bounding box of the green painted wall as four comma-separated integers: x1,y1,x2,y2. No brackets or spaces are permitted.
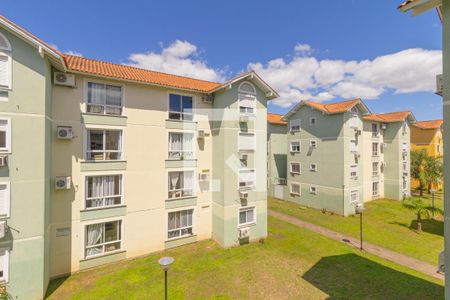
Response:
211,79,268,247
0,28,52,299
267,123,287,197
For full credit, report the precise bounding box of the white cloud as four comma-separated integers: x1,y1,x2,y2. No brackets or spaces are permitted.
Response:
294,43,312,55
127,40,225,82
64,50,83,57
248,46,442,108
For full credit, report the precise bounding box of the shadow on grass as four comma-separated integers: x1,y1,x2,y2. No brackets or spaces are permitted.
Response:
303,254,443,299
389,218,443,237
45,276,69,299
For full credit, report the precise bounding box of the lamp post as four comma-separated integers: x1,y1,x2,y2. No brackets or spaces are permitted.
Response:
430,189,436,219
158,257,174,300
355,203,364,250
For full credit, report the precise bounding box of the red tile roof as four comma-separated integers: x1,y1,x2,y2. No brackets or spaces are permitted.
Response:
267,113,287,125
398,0,416,9
64,55,222,93
363,111,413,123
413,120,443,130
303,99,361,114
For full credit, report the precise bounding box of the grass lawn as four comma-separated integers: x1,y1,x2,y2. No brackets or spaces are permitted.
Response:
46,216,443,299
269,193,444,265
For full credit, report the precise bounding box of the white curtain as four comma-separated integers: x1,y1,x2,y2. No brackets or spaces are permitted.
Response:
88,83,106,104
106,85,122,106
184,171,194,190
183,134,194,159
239,94,255,109
104,176,116,206
0,54,9,87
90,177,103,207
86,224,103,256
239,133,255,151
169,133,182,151
169,172,180,191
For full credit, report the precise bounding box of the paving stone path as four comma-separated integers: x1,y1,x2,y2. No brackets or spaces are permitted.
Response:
269,209,444,281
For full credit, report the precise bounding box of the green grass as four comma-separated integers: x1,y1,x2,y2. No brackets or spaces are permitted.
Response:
269,193,444,265
46,217,443,299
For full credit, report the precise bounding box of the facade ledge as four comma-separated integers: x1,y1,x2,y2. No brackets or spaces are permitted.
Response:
165,159,197,168
81,113,127,127
80,205,127,221
165,234,197,249
165,119,197,130
165,196,197,209
80,160,127,172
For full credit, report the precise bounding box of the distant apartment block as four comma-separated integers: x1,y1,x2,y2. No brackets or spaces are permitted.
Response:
0,16,278,299
411,120,444,190
268,99,415,216
267,113,287,199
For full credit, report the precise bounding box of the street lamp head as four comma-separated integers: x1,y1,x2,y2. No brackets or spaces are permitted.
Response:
430,189,436,194
355,203,364,214
158,257,174,271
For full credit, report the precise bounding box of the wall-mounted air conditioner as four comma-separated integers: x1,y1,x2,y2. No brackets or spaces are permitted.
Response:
55,176,71,190
57,126,73,140
381,123,387,130
355,130,362,135
198,173,209,181
240,153,249,161
0,221,6,239
54,72,76,87
239,191,248,200
239,115,250,123
239,227,250,239
197,129,205,139
0,156,7,167
202,94,214,104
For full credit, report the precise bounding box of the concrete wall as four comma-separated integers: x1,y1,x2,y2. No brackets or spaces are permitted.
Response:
267,122,287,197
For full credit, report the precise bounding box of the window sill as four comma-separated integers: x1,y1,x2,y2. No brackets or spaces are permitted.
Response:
82,112,127,119
166,234,196,243
0,87,11,92
81,204,126,213
290,193,301,196
81,160,127,163
166,195,196,202
165,159,197,162
165,119,197,124
81,250,126,262
238,222,256,229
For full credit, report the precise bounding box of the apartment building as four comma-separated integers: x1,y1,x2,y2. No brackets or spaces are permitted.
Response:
280,99,415,216
0,16,278,299
410,120,444,190
267,113,287,199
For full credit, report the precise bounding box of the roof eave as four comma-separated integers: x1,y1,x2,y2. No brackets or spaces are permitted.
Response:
399,0,442,17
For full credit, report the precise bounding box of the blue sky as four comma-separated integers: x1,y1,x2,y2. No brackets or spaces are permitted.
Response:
3,0,443,120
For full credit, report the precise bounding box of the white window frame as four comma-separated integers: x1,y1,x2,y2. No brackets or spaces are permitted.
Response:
290,162,301,174
350,189,359,204
310,139,317,148
310,163,317,172
290,182,301,196
0,32,12,91
310,186,317,195
167,169,196,200
84,127,124,161
168,131,195,160
0,249,9,283
372,142,379,156
84,219,123,259
84,81,124,116
350,165,358,179
167,208,195,240
309,117,317,126
238,131,256,152
238,168,256,190
168,92,195,121
289,119,301,132
372,123,379,137
0,118,11,153
84,174,124,210
402,122,408,135
372,181,379,197
372,162,379,176
403,161,408,172
238,81,257,95
290,140,300,153
350,139,358,153
238,206,256,227
0,182,10,218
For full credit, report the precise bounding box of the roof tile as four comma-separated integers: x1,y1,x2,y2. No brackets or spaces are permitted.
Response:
413,120,443,129
303,99,361,114
267,113,287,125
363,111,412,122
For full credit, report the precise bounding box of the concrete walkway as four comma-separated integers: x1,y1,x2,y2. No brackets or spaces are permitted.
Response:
268,209,444,281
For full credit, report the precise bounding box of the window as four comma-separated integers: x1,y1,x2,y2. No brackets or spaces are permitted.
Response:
350,139,358,152
239,82,256,94
168,209,194,239
403,161,408,173
85,175,122,209
168,171,194,199
372,123,378,137
168,132,194,160
372,143,379,156
290,162,301,174
349,114,359,128
372,182,379,197
290,183,300,195
310,139,317,148
0,249,9,282
350,106,358,114
169,93,193,121
403,177,407,190
402,122,408,135
310,186,317,195
350,190,359,203
372,162,379,176
86,82,123,115
0,119,10,153
310,163,317,172
85,220,122,258
402,142,408,153
437,144,441,154
239,94,256,115
238,132,256,151
290,141,300,153
239,206,256,226
309,117,317,125
290,119,301,132
350,165,358,179
86,129,122,161
239,169,256,189
0,183,9,218
0,33,11,90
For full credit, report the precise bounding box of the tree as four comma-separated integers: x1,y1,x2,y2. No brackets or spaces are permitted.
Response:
423,155,443,192
410,149,428,196
402,197,431,231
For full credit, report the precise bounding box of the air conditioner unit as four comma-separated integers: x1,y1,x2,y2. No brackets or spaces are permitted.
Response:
57,126,73,140
240,153,249,161
0,155,7,167
239,227,250,239
55,176,71,190
202,94,214,104
436,74,443,96
239,191,248,200
198,129,205,139
0,221,6,239
356,130,362,135
381,123,387,130
54,72,76,87
198,173,209,181
240,115,250,122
